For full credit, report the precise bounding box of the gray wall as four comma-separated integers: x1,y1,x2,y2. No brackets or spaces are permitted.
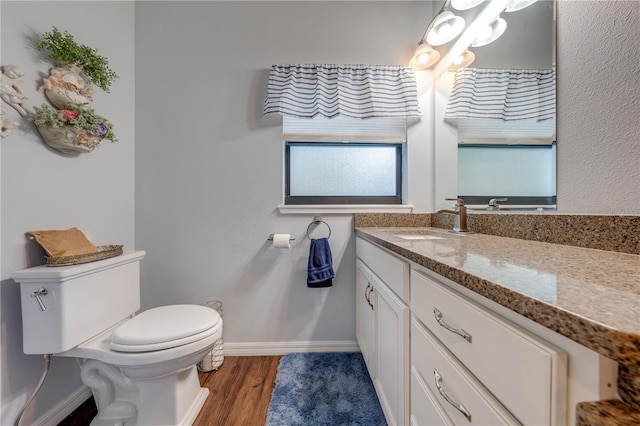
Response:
134,1,433,349
0,0,638,424
556,0,640,213
0,2,135,423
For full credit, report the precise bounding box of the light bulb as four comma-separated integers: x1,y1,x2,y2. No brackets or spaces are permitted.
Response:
418,52,430,64
438,22,453,37
409,44,440,69
426,12,466,46
448,50,475,71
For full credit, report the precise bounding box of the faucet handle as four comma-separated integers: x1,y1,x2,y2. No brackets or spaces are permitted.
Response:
445,197,466,207
487,197,508,211
488,197,508,206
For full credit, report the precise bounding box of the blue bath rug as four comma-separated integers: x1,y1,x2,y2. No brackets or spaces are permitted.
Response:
265,352,387,426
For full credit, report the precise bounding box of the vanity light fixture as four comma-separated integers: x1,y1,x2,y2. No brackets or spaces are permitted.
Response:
448,49,475,71
451,0,486,11
470,16,507,47
426,11,466,46
409,43,441,69
504,0,538,12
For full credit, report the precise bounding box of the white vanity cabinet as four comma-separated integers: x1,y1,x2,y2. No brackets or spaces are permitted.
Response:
356,232,622,426
356,238,410,426
411,269,567,425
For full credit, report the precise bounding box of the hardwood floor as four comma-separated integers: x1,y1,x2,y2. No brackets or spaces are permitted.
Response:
195,356,281,425
57,356,281,426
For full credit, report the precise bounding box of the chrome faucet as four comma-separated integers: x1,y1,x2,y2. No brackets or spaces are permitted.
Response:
487,197,508,211
437,198,472,233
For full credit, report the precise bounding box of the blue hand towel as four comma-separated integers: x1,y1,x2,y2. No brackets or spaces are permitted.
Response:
307,237,334,288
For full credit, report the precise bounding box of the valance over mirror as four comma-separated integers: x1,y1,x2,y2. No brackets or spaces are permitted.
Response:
264,64,421,119
445,67,556,122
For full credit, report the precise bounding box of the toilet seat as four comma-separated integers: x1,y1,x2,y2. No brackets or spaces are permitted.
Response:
111,304,221,352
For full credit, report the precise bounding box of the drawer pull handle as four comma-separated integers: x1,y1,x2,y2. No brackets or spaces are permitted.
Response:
434,368,472,422
433,307,472,343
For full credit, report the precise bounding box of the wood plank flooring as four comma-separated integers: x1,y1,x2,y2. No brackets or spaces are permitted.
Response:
57,356,281,426
195,355,281,425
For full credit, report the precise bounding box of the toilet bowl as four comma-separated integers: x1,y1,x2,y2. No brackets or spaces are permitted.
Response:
65,304,222,425
12,250,222,426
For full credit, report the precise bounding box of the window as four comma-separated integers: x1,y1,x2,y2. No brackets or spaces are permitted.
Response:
457,143,556,206
265,65,419,209
285,142,402,205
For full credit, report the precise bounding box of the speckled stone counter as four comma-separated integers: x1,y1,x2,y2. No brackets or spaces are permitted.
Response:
432,213,640,255
355,226,640,422
354,212,640,254
577,400,640,425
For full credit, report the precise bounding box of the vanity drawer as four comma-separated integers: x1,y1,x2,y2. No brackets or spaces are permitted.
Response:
411,366,453,426
411,269,566,426
411,317,520,425
356,238,409,302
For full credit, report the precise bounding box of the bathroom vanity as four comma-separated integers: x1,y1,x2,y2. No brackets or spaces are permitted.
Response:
355,224,640,425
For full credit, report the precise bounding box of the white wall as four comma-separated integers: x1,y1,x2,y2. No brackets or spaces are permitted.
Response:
134,1,434,351
556,0,640,213
0,2,135,423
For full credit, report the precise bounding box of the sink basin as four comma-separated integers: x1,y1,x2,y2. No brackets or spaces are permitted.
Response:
396,235,444,240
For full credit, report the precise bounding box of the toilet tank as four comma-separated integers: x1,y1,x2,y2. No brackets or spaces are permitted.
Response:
12,250,146,354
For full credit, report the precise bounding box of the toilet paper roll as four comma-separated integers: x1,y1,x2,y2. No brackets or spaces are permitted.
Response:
272,233,291,248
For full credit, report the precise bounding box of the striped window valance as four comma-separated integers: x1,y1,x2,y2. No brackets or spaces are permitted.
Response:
445,67,556,122
264,64,421,119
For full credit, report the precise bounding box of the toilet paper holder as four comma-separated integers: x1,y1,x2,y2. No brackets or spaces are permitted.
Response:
267,234,295,242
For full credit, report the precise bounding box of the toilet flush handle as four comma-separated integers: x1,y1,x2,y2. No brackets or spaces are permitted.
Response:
31,288,48,312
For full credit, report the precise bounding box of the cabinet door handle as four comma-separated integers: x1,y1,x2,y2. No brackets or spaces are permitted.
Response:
433,307,472,343
364,283,373,309
434,368,472,422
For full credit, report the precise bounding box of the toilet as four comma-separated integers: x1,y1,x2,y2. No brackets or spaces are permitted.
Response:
12,250,222,426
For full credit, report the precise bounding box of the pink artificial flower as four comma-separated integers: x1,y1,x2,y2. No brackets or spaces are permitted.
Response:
58,109,79,122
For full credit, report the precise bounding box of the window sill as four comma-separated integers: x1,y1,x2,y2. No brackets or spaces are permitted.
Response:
277,204,414,214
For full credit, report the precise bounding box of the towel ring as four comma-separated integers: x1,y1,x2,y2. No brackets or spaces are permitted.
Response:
306,216,331,240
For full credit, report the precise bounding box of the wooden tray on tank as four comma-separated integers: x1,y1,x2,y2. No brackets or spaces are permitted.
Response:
45,245,123,266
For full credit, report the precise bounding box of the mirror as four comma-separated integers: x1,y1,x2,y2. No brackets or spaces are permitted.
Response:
435,0,556,211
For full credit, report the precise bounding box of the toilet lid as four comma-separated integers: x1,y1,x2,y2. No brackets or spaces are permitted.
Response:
110,304,221,353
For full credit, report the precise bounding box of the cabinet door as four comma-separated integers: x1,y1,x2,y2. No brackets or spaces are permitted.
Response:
373,273,409,426
356,260,375,377
356,237,409,302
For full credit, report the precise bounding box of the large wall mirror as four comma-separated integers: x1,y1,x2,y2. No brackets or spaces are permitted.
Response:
434,0,556,211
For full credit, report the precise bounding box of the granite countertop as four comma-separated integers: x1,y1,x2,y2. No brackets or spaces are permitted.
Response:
355,227,640,365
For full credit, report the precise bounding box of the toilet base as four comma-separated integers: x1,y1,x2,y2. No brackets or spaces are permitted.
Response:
176,387,209,426
80,359,210,425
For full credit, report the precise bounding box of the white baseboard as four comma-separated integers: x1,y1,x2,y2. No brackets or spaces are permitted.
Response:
34,385,92,426
223,340,360,356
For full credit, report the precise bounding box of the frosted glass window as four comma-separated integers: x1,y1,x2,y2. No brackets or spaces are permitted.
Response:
286,143,401,204
458,144,556,199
